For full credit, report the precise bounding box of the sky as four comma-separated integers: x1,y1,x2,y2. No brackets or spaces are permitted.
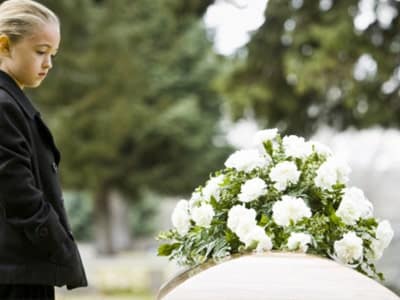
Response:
203,0,269,56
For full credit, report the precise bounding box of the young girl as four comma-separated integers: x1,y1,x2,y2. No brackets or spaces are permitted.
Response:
0,0,87,298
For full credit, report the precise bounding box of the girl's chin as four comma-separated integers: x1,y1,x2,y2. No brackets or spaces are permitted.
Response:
25,80,43,89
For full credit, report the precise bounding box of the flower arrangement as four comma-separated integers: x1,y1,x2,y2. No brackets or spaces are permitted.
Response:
157,129,394,279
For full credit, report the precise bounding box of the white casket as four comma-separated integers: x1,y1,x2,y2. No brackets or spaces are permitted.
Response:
158,252,399,300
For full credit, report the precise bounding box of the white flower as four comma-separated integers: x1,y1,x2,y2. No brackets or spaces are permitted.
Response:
272,195,312,226
238,177,268,203
309,140,333,157
283,135,313,159
252,128,279,154
242,226,273,252
335,159,351,183
171,200,191,235
235,217,258,243
191,203,215,228
253,128,278,144
366,220,394,261
336,187,373,225
376,220,394,248
270,161,301,191
175,199,189,211
336,200,361,226
202,175,224,201
189,191,202,208
225,149,271,173
227,205,256,232
314,161,336,190
367,239,385,261
334,232,363,264
314,157,351,190
287,232,312,252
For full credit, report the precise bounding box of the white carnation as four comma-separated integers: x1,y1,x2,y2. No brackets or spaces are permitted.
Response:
171,200,191,235
314,157,351,190
227,205,257,232
309,140,333,157
238,177,268,203
252,128,279,155
270,161,301,191
283,135,312,159
367,239,385,261
242,226,273,252
314,161,337,190
272,195,312,227
189,191,203,208
336,187,373,225
203,175,224,201
253,128,278,144
376,220,394,248
175,199,189,211
235,217,258,244
366,221,393,261
191,203,215,228
287,232,312,252
225,149,271,173
334,232,363,264
335,159,351,183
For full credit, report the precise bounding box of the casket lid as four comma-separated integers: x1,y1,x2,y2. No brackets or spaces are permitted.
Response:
158,252,399,300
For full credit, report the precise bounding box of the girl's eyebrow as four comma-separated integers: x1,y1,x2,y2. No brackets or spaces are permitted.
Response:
36,43,58,50
35,44,58,54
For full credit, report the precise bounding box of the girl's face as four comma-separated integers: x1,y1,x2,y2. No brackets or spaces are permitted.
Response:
0,22,60,89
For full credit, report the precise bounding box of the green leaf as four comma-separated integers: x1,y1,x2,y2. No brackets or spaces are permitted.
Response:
259,214,269,226
157,243,180,256
264,140,274,156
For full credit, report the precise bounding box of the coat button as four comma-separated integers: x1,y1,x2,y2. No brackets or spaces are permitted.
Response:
68,230,75,241
39,227,49,237
51,162,58,173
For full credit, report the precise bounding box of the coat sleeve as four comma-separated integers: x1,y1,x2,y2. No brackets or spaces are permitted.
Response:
0,98,73,264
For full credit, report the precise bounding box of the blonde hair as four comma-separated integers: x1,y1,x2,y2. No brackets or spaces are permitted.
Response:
0,0,59,43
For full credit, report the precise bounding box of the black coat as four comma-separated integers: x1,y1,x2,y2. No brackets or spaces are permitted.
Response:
0,70,87,290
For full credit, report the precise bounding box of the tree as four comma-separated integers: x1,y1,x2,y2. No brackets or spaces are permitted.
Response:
220,0,400,136
31,0,229,254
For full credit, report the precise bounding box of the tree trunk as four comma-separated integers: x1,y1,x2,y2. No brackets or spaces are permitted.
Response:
94,185,115,255
109,189,132,251
94,186,133,255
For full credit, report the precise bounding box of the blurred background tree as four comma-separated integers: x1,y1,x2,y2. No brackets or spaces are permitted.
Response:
219,0,400,136
30,0,229,254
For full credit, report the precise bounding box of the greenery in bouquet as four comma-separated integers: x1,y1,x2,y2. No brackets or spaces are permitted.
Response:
157,129,394,280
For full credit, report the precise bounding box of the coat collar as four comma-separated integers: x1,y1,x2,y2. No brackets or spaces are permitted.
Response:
0,69,39,119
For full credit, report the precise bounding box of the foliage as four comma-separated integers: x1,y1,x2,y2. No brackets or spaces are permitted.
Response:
63,189,162,240
129,190,160,237
63,191,93,241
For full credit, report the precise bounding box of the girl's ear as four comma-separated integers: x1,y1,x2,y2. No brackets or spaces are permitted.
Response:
0,35,11,56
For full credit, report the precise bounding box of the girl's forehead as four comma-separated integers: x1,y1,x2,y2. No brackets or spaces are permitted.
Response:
26,22,60,49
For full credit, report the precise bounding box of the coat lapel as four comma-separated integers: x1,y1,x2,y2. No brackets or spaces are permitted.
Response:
35,115,61,165
0,70,61,165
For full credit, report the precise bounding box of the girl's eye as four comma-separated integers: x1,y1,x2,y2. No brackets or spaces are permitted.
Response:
36,51,46,55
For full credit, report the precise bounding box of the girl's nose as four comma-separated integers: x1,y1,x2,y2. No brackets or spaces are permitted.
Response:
43,57,52,69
